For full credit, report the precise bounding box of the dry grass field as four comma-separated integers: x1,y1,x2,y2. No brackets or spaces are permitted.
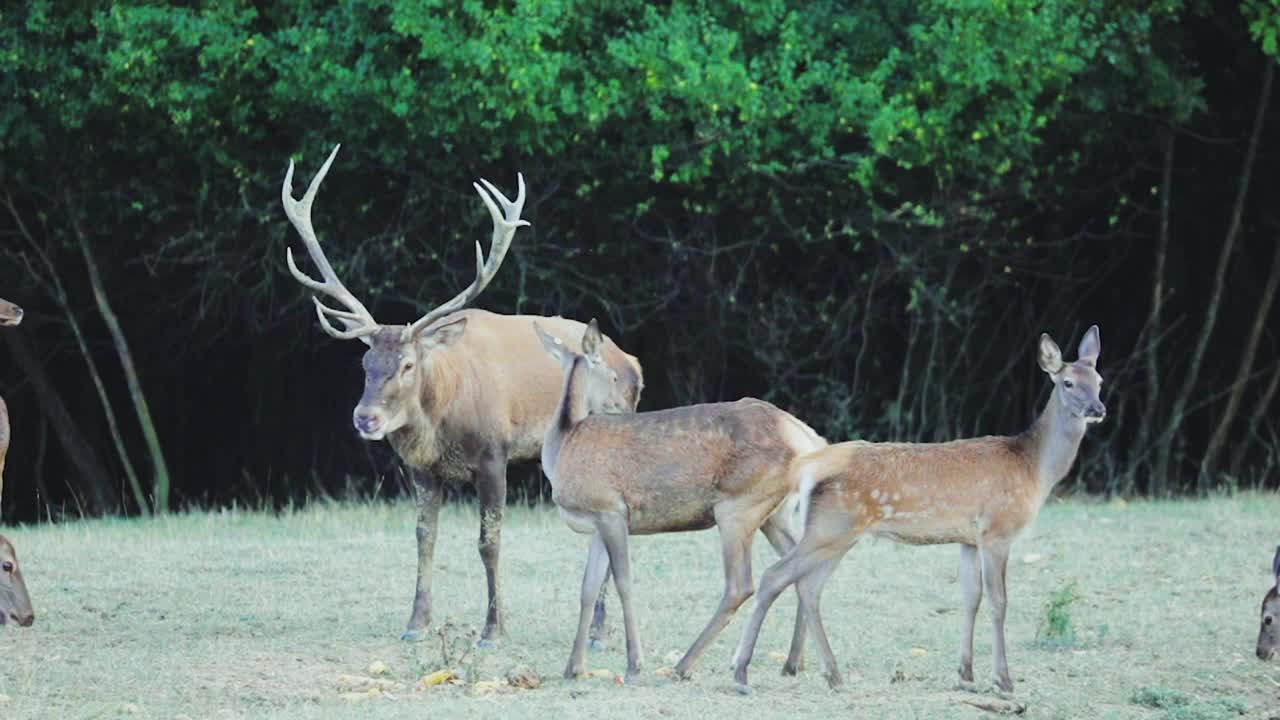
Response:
1,494,1277,719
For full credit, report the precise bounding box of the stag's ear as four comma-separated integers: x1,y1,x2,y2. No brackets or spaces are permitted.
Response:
420,316,467,350
533,322,571,363
1038,333,1064,374
582,318,604,363
1078,325,1101,366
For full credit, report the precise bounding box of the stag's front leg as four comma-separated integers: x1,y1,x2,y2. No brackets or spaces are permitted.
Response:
980,541,1013,692
475,453,507,648
403,467,442,642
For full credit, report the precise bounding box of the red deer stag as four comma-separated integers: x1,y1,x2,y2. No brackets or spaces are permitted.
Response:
0,296,34,628
1258,546,1279,661
732,325,1107,694
282,146,643,647
533,319,824,684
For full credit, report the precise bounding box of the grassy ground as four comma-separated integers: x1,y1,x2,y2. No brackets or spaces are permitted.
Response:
1,494,1277,719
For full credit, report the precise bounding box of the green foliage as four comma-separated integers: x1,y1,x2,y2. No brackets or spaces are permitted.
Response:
1036,579,1079,648
1132,687,1247,720
1245,0,1280,58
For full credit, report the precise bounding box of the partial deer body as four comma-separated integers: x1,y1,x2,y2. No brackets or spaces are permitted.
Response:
732,326,1106,693
1258,546,1279,661
0,297,32,628
536,320,825,684
282,147,642,647
0,535,34,627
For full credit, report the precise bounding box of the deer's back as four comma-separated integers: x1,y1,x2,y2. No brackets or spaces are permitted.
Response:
802,436,1040,545
553,399,807,534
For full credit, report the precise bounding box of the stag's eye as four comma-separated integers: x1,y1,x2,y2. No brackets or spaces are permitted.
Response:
1,562,12,573
1063,379,1074,389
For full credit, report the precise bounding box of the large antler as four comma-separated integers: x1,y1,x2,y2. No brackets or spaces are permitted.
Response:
281,144,379,343
401,174,529,341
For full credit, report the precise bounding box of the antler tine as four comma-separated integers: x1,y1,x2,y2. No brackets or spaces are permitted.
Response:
401,173,529,340
281,144,379,341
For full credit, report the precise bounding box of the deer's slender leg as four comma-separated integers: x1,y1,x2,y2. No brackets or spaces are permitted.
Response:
674,507,759,679
980,541,1013,692
475,452,507,648
761,513,807,675
597,510,642,683
796,558,842,689
588,566,611,652
402,467,442,642
732,545,830,692
566,532,611,679
958,543,983,683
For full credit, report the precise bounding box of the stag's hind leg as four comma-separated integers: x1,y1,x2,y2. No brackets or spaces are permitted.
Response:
403,467,442,642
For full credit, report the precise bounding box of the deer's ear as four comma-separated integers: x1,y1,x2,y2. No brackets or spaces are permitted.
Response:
1273,546,1279,585
1077,324,1101,366
1038,333,1064,374
582,318,604,362
420,316,467,350
533,322,571,362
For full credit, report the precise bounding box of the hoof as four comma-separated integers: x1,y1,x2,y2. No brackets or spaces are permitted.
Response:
734,682,753,696
475,637,499,650
624,671,640,685
781,662,800,677
995,677,1015,694
588,638,607,653
958,666,974,683
401,629,430,642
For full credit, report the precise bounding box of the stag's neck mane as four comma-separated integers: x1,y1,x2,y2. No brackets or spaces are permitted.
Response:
387,349,467,470
541,358,592,479
1016,384,1088,499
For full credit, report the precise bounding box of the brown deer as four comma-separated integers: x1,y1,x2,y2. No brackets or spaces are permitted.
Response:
533,319,825,684
282,146,643,647
731,325,1107,694
1258,546,1279,661
0,536,34,627
0,297,34,628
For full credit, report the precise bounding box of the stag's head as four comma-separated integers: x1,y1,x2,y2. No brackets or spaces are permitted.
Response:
282,145,528,441
533,319,633,417
0,297,23,327
0,535,34,628
1259,546,1280,661
1038,325,1106,424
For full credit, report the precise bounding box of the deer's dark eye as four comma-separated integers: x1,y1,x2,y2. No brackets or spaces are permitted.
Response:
1267,616,1274,626
1,562,12,573
1063,379,1074,389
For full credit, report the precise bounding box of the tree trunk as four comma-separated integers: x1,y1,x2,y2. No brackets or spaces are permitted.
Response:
3,332,114,513
4,192,151,514
1153,61,1273,495
69,207,172,514
1138,124,1175,496
1198,233,1280,481
1228,362,1280,481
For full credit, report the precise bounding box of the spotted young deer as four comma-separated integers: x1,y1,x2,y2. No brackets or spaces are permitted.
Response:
534,319,825,683
282,146,643,646
1258,546,1279,661
0,297,34,628
732,325,1107,694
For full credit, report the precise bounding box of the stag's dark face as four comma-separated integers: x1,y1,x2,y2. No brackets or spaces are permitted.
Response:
0,298,23,327
0,536,34,628
352,319,467,440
